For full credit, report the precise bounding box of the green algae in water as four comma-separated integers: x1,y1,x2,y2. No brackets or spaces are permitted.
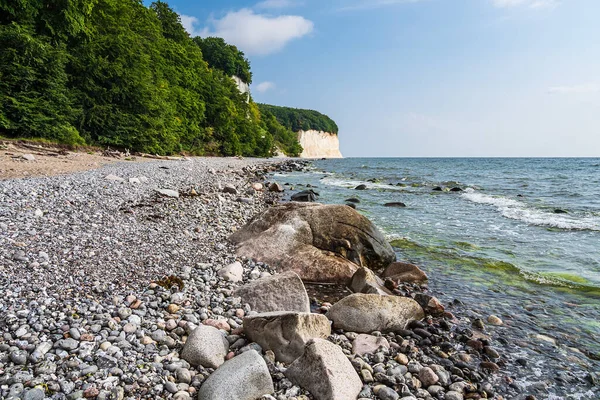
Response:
454,241,480,250
389,237,600,297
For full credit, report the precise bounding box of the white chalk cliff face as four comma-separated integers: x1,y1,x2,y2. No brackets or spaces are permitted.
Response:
297,130,343,158
231,75,249,102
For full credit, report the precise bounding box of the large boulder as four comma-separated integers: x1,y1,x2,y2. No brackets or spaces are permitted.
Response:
243,311,331,364
350,267,392,295
230,203,396,283
382,262,428,283
197,350,274,400
180,325,229,369
285,339,362,400
326,293,424,333
234,272,310,313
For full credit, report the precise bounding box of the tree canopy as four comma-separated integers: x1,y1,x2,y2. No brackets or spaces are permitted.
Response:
0,0,330,157
257,104,339,134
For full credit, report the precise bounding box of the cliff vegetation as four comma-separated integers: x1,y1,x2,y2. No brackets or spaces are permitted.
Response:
0,0,305,157
257,104,339,135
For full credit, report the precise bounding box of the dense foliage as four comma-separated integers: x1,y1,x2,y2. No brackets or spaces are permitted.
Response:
0,0,311,156
257,104,339,134
193,37,252,84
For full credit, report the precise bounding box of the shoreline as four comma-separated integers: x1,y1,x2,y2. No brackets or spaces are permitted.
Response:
1,157,510,399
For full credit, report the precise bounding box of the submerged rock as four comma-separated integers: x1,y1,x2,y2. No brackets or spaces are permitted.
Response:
384,202,406,207
230,203,395,283
326,293,424,333
291,189,319,202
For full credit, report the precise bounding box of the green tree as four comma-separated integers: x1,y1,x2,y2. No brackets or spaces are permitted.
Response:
193,36,252,84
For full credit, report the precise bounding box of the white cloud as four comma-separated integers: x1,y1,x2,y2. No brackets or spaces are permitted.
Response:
255,0,299,9
548,84,600,94
492,0,559,9
339,0,424,11
200,9,313,56
180,14,202,37
255,81,276,93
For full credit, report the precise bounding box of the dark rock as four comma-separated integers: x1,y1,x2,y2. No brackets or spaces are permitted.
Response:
450,187,463,192
432,187,443,191
345,203,356,209
355,184,367,190
553,209,568,214
291,189,319,202
382,262,428,283
384,202,406,208
345,198,360,203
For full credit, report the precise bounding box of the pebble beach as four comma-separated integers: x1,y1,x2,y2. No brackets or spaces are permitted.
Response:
1,157,515,400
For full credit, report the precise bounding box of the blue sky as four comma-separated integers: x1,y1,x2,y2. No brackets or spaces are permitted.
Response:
166,0,598,157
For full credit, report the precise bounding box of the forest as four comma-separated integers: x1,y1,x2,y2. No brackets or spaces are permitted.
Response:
258,104,339,134
0,0,327,157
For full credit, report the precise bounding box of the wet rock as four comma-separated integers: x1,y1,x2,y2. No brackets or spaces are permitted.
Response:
180,325,229,369
553,209,568,214
243,311,331,363
197,350,274,400
413,293,445,316
487,315,503,326
355,184,367,190
291,189,319,202
269,182,284,192
352,334,390,356
350,267,392,295
384,202,406,208
432,186,443,191
382,262,428,283
345,198,360,203
285,338,362,400
234,271,310,313
230,203,396,283
326,293,424,333
450,187,463,192
418,367,439,386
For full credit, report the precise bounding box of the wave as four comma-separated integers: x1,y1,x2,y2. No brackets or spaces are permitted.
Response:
461,188,600,231
320,177,409,192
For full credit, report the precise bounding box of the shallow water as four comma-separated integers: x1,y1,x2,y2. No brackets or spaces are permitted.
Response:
275,158,600,399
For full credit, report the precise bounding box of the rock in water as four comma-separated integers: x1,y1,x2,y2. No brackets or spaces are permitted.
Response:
350,267,392,295
291,189,319,202
234,271,310,313
285,338,362,400
197,350,274,400
230,203,396,283
243,311,331,364
382,262,428,283
180,325,229,369
384,202,406,207
269,182,284,192
355,184,367,190
326,293,424,333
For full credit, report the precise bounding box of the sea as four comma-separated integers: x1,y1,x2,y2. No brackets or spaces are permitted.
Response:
273,158,600,399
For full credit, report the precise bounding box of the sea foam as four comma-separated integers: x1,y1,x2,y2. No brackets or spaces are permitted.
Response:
461,188,600,231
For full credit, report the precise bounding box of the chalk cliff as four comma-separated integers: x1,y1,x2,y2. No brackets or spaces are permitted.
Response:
297,130,343,158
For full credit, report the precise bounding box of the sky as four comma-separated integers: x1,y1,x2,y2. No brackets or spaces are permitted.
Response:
164,0,599,157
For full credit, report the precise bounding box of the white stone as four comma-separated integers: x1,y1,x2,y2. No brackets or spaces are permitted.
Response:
129,177,140,184
180,325,229,369
22,153,36,161
105,174,124,182
217,261,243,282
155,189,179,198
